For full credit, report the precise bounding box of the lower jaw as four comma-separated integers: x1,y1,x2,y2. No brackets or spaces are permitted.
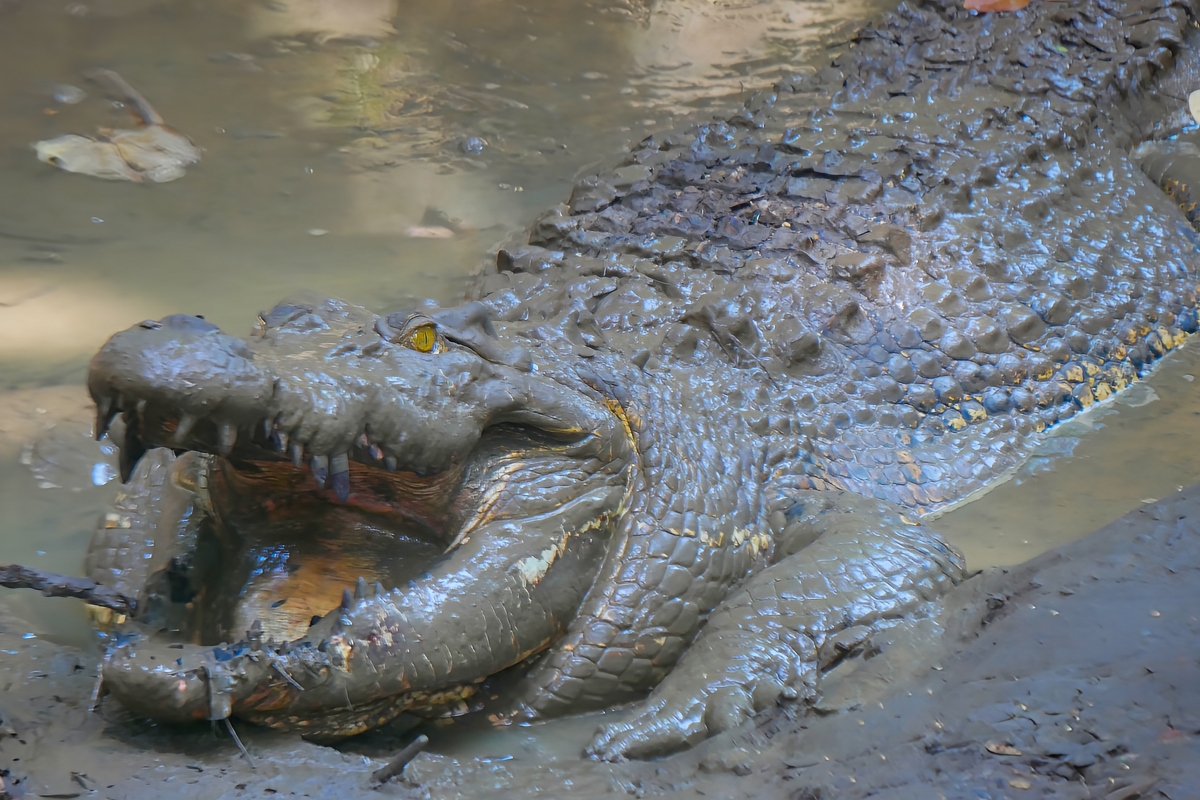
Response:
238,682,482,742
99,615,485,741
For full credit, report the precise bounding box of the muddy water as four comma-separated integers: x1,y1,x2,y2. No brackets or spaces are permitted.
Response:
0,0,883,630
1,0,1198,771
928,343,1200,570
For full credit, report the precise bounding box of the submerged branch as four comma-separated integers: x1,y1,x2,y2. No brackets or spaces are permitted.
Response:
370,734,430,786
0,564,136,615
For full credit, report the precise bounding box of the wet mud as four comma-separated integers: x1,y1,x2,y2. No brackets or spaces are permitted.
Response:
4,474,1198,798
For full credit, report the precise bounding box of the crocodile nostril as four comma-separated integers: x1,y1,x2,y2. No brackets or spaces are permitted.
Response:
138,320,163,330
262,304,310,328
158,314,220,333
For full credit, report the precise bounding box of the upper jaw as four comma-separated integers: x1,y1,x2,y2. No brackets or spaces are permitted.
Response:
88,314,272,449
87,299,599,493
88,309,477,464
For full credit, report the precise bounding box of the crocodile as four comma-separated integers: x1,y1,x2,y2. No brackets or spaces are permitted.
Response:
26,0,1200,762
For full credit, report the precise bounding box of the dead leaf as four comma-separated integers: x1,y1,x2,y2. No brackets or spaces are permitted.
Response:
986,740,1023,756
964,0,1031,11
405,226,456,239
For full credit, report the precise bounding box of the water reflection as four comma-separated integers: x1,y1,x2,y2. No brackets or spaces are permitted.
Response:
930,340,1200,569
0,0,875,383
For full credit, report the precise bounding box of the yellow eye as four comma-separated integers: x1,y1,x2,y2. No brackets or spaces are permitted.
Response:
409,324,437,353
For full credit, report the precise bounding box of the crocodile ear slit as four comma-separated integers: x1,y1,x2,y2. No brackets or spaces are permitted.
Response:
431,301,497,338
442,328,532,371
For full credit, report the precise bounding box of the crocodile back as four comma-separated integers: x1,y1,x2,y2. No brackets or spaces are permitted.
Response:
480,0,1200,517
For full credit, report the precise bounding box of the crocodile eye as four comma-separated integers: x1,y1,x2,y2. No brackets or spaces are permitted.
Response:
409,324,437,353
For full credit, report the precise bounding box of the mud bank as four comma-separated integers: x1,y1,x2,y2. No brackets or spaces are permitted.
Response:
2,480,1196,799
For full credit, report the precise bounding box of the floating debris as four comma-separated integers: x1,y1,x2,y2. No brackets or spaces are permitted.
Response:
51,84,85,104
208,51,262,72
35,69,201,183
404,225,455,239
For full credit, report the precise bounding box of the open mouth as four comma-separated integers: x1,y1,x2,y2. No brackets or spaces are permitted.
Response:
176,455,456,646
83,301,640,737
118,402,585,647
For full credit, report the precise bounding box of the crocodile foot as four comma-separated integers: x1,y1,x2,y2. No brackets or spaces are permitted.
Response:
586,682,797,761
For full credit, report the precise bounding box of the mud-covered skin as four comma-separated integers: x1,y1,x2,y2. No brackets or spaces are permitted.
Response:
88,303,639,738
79,0,1200,761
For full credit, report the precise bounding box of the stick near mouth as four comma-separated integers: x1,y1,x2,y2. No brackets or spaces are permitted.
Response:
0,563,136,614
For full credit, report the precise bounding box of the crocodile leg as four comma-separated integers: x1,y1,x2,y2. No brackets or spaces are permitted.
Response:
585,490,965,761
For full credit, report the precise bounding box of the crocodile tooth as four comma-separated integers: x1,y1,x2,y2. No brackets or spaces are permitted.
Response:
119,410,147,483
247,619,264,649
271,429,289,453
95,395,116,440
310,455,329,489
329,453,350,501
173,413,197,445
341,588,352,610
136,399,147,416
368,444,384,462
330,472,350,501
385,456,397,472
357,433,370,449
354,577,368,601
217,423,237,455
373,582,384,598
291,442,304,468
262,418,274,439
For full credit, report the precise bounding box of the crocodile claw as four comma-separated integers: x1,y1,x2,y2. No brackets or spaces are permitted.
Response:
586,695,707,761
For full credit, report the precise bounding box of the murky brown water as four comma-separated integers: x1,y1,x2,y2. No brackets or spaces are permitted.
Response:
0,0,881,631
2,0,1199,767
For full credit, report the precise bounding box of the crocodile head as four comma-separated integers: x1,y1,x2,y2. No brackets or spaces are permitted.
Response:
86,297,637,738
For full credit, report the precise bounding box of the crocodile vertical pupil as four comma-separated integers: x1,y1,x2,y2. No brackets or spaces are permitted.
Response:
410,325,436,352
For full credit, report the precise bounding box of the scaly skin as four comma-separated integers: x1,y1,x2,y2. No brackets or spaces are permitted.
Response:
68,0,1200,761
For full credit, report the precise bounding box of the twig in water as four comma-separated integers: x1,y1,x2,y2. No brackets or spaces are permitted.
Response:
223,718,256,769
0,564,136,614
370,734,430,786
88,669,106,712
271,661,305,691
